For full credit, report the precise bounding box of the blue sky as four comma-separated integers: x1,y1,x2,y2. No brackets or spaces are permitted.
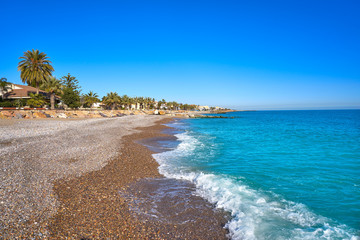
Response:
1,0,359,110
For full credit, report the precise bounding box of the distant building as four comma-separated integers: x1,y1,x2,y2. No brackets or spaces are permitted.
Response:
198,105,210,111
160,104,167,110
130,104,136,110
92,102,102,108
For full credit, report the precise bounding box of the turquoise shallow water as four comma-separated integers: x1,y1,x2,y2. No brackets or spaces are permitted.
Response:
153,110,360,239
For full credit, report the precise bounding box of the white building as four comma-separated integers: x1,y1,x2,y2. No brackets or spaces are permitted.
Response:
198,105,210,111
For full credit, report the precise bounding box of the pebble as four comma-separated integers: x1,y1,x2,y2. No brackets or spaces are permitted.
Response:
0,115,163,238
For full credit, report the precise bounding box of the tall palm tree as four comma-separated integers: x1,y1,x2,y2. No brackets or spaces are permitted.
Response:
102,92,121,110
0,77,11,100
18,49,54,94
143,97,150,109
40,76,63,110
83,91,100,108
133,97,139,110
138,97,145,109
121,95,130,110
134,97,142,110
148,97,155,109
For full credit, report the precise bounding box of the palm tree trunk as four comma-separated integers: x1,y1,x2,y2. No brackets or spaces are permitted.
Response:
50,93,55,110
36,82,39,95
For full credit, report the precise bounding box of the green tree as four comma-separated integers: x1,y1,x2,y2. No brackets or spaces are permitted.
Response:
172,101,179,110
40,76,63,110
150,98,155,109
61,88,81,109
14,99,27,108
83,91,100,108
144,97,153,110
0,77,11,100
166,101,172,110
60,73,81,90
138,97,145,109
121,95,131,109
60,74,81,109
182,104,190,110
102,92,121,110
27,93,46,108
18,49,54,94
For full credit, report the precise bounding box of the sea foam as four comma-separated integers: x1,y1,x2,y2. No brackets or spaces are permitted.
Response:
153,130,359,240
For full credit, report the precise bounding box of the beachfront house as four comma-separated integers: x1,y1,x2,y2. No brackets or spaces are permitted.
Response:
1,83,61,104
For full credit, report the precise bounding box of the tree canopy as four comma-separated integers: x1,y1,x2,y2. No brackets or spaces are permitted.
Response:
82,91,100,108
102,92,121,110
18,49,54,94
60,74,81,109
41,76,63,110
60,73,81,91
27,93,46,108
0,77,11,99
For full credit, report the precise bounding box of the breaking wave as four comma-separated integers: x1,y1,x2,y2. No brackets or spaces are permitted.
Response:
153,130,359,240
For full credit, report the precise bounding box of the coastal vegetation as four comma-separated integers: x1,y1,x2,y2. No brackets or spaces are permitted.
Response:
102,92,121,110
18,50,54,94
27,93,46,108
2,49,225,111
82,91,100,108
40,77,63,110
0,77,11,100
60,74,81,109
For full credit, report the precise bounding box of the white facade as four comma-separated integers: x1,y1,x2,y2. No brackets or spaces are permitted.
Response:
198,105,210,111
92,102,101,108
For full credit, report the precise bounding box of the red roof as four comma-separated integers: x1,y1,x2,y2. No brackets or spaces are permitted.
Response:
4,84,60,99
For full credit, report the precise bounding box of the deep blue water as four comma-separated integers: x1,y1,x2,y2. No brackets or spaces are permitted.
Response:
153,110,360,239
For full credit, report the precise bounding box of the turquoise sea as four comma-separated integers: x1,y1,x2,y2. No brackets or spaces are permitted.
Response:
153,110,360,239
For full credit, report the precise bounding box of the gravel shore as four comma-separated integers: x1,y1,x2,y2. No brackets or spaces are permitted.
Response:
0,116,162,238
1,116,228,239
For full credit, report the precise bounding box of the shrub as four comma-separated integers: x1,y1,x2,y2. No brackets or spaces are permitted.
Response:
0,101,15,107
27,94,46,108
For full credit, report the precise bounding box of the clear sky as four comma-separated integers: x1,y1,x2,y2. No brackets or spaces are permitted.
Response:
1,0,359,110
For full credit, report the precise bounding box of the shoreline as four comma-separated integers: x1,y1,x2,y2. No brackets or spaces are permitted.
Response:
0,109,238,120
49,117,229,239
0,116,229,239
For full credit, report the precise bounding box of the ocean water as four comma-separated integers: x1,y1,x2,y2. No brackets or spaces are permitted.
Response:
153,110,360,240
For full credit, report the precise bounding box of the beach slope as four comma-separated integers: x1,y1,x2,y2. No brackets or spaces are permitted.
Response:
0,116,228,239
